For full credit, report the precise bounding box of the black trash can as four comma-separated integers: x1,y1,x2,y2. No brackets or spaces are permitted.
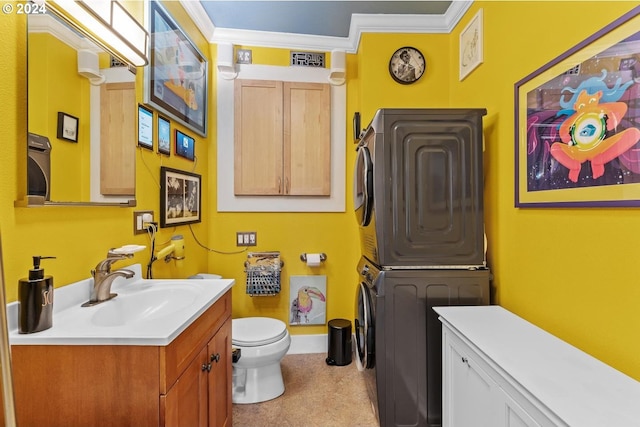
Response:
326,318,352,366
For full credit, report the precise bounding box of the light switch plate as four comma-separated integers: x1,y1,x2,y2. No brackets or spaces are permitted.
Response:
236,231,257,246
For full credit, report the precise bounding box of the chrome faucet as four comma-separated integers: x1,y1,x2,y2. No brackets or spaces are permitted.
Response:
82,250,135,307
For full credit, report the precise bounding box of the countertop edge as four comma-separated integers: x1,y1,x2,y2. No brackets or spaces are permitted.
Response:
8,265,235,346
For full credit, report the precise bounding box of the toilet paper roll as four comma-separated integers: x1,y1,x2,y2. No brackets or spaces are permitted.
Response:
306,253,322,267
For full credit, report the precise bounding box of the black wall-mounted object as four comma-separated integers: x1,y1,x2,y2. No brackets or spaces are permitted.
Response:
353,112,361,142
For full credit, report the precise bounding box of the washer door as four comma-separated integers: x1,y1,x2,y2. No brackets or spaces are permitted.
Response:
353,145,373,226
355,281,375,369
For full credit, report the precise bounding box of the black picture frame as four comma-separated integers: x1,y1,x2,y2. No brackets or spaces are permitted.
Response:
157,115,171,155
57,112,78,142
145,0,208,137
137,104,154,150
175,129,195,161
160,166,201,228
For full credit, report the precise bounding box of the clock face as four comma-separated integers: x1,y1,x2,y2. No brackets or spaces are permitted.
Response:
389,47,426,84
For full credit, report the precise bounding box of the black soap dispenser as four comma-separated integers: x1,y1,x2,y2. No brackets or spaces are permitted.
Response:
19,256,56,334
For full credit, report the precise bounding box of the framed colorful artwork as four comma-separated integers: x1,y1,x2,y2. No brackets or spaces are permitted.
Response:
145,0,208,136
515,6,640,207
289,275,326,326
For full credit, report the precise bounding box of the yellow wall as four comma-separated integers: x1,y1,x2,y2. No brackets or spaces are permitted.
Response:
449,1,640,380
3,0,640,383
206,47,360,336
0,2,212,305
210,34,453,336
28,33,88,201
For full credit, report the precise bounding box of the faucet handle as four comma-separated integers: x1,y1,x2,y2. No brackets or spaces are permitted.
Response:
106,249,133,259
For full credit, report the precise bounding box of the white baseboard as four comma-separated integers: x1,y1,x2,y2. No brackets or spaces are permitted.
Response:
288,333,328,355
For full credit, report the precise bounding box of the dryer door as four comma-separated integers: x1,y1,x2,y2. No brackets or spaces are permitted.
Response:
353,145,373,226
355,281,375,369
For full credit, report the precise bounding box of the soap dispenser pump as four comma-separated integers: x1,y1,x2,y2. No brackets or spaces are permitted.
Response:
19,256,56,334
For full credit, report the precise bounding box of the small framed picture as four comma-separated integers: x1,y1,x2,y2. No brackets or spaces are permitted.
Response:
57,112,79,142
459,8,483,81
160,166,201,227
137,104,154,150
157,115,171,155
175,129,195,161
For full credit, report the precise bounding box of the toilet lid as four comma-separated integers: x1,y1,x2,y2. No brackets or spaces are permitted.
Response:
232,317,288,347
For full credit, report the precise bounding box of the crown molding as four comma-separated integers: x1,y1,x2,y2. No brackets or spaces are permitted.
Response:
179,0,216,41
28,14,102,53
180,0,473,53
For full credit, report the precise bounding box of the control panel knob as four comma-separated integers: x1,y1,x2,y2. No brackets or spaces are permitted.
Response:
360,265,369,276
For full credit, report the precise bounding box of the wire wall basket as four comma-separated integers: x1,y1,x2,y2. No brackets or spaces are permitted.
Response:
244,252,283,296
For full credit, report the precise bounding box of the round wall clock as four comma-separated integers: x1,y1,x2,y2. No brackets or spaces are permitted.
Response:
389,46,426,84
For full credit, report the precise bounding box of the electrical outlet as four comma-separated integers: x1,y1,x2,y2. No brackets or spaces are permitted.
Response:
134,210,154,235
236,231,257,246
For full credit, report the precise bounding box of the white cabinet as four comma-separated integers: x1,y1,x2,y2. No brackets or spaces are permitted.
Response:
443,326,541,427
445,334,502,427
436,306,640,427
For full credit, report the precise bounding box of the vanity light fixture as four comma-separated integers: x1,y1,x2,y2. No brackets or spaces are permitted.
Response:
34,0,149,68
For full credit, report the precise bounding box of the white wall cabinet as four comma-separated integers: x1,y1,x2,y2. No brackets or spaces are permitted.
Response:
435,306,640,427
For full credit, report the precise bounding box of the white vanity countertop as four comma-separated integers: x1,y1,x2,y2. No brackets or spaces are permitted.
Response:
435,305,640,427
8,264,235,346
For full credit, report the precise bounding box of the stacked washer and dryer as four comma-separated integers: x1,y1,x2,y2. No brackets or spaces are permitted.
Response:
353,109,491,427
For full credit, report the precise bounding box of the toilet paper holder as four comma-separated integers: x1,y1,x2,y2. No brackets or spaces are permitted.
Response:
300,253,327,263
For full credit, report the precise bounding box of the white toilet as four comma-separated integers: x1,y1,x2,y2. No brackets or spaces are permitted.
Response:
232,317,291,404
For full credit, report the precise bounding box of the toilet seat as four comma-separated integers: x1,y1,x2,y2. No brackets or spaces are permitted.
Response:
233,317,288,347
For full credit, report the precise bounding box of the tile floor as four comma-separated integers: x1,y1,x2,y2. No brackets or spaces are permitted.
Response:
232,353,379,427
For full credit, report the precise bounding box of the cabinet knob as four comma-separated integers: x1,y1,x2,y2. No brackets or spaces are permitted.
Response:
211,353,221,363
202,363,212,372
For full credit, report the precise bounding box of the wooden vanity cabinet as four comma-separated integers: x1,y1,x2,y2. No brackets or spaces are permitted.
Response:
162,317,232,427
12,291,232,427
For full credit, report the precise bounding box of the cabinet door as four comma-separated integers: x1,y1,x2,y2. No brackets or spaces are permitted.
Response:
503,393,542,427
443,332,502,427
164,347,208,427
234,79,331,197
100,81,136,195
284,82,331,195
208,319,232,427
234,79,283,195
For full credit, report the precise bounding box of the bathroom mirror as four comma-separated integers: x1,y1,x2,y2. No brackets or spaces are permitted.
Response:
24,12,137,207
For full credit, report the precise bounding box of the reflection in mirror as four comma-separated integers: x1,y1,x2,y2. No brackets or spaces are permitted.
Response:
26,13,136,206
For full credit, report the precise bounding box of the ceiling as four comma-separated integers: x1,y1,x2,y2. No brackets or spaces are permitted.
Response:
179,1,472,53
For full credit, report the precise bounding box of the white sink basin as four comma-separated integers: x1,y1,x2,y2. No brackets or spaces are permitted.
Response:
91,284,201,327
7,264,236,346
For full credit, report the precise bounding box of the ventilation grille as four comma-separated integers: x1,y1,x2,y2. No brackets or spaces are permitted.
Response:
110,56,127,68
290,51,325,67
